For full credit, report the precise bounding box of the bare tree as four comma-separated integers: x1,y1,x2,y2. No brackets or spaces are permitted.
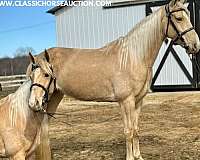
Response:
0,47,36,76
14,47,36,57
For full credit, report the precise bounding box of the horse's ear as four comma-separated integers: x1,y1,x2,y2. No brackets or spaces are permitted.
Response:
44,49,50,62
29,52,35,63
169,0,186,7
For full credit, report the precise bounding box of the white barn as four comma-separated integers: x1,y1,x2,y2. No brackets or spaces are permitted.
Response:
48,0,200,91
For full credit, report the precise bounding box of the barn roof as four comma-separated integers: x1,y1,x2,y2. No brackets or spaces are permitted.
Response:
47,0,168,14
47,5,64,14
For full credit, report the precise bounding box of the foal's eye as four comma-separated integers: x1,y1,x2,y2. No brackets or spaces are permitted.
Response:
44,74,49,77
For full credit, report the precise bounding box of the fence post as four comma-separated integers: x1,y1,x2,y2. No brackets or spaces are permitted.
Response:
0,83,2,91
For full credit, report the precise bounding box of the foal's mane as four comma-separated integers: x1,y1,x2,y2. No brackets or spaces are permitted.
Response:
8,80,31,126
9,80,31,106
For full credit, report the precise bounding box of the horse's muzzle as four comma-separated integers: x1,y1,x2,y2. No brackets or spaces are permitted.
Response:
29,98,42,112
186,43,200,54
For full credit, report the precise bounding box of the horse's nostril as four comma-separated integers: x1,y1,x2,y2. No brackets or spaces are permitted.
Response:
185,45,189,50
29,98,39,107
29,101,37,109
197,43,200,51
194,43,197,50
36,100,40,106
29,102,34,107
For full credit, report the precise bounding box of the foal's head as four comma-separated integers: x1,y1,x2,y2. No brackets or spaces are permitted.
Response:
28,50,56,112
163,0,200,53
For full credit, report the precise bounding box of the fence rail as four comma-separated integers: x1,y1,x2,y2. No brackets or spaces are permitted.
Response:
0,75,27,91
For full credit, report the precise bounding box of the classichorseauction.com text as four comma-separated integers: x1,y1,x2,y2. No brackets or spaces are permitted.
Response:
0,0,112,7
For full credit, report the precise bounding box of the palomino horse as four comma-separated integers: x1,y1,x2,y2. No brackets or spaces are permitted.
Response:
0,80,51,160
27,0,200,159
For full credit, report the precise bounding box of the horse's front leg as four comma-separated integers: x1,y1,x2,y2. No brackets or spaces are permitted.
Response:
10,149,25,160
133,100,143,160
120,95,135,160
120,95,143,160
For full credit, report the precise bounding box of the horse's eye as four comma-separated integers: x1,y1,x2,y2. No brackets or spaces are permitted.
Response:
176,17,183,21
44,74,49,77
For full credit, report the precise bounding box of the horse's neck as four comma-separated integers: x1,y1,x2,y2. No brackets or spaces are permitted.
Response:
47,90,63,114
121,7,165,68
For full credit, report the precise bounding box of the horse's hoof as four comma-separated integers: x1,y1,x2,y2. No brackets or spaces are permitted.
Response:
126,157,135,160
135,155,144,160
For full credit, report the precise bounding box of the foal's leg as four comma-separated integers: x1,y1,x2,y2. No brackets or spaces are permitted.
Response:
132,100,143,160
120,95,136,160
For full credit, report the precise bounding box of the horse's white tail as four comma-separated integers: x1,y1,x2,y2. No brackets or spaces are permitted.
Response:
35,115,52,160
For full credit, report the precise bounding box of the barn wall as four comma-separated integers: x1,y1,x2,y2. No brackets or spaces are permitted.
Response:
55,5,145,48
54,4,193,86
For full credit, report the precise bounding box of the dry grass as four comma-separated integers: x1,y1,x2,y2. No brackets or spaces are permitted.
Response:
49,92,200,160
1,91,200,159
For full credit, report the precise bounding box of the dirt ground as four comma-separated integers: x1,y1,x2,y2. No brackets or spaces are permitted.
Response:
48,92,200,160
1,91,200,160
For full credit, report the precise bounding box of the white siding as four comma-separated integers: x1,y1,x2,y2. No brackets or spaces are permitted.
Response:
153,44,192,85
55,4,193,86
55,5,145,48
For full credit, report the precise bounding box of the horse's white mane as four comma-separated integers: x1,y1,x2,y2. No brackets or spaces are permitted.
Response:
9,80,31,127
118,7,163,69
10,79,31,105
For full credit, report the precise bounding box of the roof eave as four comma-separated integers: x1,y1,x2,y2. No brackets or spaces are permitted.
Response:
47,6,65,14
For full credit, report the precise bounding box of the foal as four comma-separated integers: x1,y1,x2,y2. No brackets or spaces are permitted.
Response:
0,80,51,160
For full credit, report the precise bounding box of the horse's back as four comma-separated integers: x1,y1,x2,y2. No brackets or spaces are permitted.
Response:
44,38,121,58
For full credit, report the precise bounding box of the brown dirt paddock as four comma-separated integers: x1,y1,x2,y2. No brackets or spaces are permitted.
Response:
1,91,200,160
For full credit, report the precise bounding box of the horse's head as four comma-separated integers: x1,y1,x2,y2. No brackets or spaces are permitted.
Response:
28,50,56,112
164,0,200,53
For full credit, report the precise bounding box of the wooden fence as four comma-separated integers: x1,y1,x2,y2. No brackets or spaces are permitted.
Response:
0,75,27,91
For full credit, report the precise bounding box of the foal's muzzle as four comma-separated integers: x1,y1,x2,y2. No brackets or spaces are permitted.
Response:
29,83,49,112
29,96,44,112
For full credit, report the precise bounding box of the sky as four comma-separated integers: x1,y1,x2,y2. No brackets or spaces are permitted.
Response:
0,5,56,58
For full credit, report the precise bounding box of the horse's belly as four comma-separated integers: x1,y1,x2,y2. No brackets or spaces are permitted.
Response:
60,75,133,102
63,83,116,102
